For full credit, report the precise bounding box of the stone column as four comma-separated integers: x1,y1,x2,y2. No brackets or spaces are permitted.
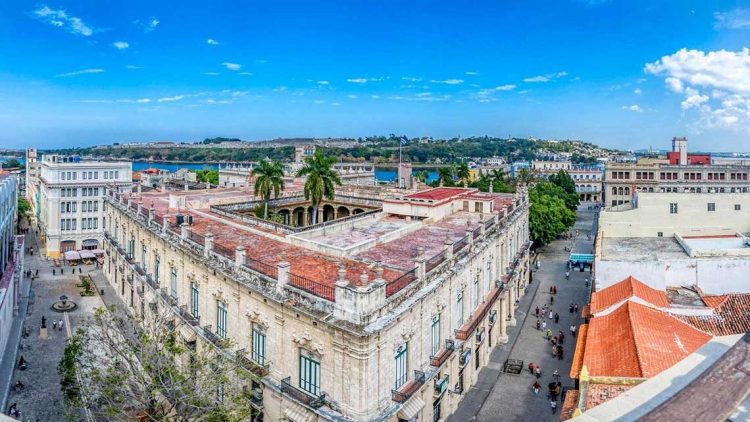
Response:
204,233,214,258
276,259,290,295
444,238,454,261
498,294,508,343
415,247,426,280
507,285,517,326
466,227,474,247
148,206,154,224
162,214,170,234
234,246,246,267
180,223,189,241
137,201,143,216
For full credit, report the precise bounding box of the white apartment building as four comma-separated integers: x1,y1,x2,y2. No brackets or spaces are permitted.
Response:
38,155,132,258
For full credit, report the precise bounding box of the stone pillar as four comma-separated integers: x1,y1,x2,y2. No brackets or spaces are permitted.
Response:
162,214,170,234
180,223,189,241
507,283,517,326
276,260,290,295
137,184,142,194
415,247,426,280
137,201,143,216
333,269,386,325
235,246,246,267
444,238,454,261
148,206,154,224
466,227,474,247
204,233,214,258
127,196,132,209
498,295,509,343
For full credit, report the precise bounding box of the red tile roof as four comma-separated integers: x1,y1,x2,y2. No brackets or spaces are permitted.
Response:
583,301,711,378
590,275,669,314
584,383,636,410
403,187,472,201
677,294,750,336
570,324,589,379
560,390,580,421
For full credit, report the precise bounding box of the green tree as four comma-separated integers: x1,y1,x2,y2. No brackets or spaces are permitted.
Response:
251,160,285,219
60,305,255,421
296,151,341,225
17,197,31,217
455,163,471,186
193,170,219,185
414,170,429,183
437,166,455,186
528,182,576,246
2,158,20,168
546,170,580,210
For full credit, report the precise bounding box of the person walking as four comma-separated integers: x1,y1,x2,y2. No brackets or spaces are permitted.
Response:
542,320,547,331
52,320,57,330
58,319,64,331
528,362,535,374
534,365,541,379
575,303,579,313
549,286,554,294
559,331,565,344
532,381,541,394
571,325,577,337
536,319,541,330
569,303,574,313
550,400,557,414
565,270,570,280
52,268,55,276
61,268,64,275
554,312,560,323
558,345,564,360
552,286,557,294
550,295,554,304
548,310,553,320
552,369,560,381
535,306,539,317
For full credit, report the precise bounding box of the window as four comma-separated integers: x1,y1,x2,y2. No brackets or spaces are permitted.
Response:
431,314,441,356
252,324,266,365
455,291,464,329
190,282,199,318
735,204,742,211
216,301,228,339
394,343,408,390
669,203,678,214
154,255,161,283
657,232,663,237
707,203,716,212
300,351,321,396
170,267,177,298
473,274,480,309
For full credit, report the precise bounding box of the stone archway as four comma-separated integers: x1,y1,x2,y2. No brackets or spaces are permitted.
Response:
292,207,305,227
322,204,336,222
278,209,291,225
352,208,364,215
337,206,350,218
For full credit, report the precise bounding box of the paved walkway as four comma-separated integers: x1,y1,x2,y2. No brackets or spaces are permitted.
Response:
3,232,104,421
449,205,597,421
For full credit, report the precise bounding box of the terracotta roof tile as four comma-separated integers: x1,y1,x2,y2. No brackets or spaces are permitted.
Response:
678,294,750,336
583,301,711,378
590,275,669,314
584,383,635,410
403,187,471,201
570,324,588,379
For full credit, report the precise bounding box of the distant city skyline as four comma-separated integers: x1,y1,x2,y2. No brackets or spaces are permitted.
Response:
1,0,750,151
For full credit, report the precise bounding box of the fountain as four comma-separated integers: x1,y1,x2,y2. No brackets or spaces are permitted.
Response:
51,295,77,312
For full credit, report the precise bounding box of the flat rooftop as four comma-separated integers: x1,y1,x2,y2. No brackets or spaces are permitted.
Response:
601,237,688,261
681,234,749,252
119,187,520,294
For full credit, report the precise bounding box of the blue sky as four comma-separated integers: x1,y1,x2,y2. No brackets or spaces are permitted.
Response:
1,1,750,151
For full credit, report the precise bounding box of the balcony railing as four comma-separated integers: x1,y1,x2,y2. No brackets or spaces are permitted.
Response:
434,374,450,396
177,305,200,326
425,252,446,273
385,269,418,297
430,339,455,367
280,377,326,409
235,350,271,377
289,272,335,302
144,274,159,290
202,325,229,349
391,370,426,403
159,288,178,307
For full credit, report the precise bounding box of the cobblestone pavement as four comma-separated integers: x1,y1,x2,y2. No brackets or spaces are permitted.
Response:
449,205,597,422
5,234,105,422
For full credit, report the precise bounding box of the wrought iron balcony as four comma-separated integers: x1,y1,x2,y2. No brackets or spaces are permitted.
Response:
159,288,178,307
235,349,271,377
391,370,426,403
144,274,159,290
177,305,200,326
430,340,455,367
434,374,450,397
280,377,326,409
202,325,229,349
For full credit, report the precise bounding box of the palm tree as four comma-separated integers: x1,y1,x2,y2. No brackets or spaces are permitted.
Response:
490,168,505,183
251,160,285,219
414,170,429,183
456,163,471,187
296,151,341,225
437,166,454,186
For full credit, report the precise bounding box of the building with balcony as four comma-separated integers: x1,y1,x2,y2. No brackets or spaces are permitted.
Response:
604,137,750,208
37,155,132,258
102,185,531,421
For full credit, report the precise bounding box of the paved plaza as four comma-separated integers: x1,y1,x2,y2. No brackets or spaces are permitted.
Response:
2,232,105,421
449,205,597,421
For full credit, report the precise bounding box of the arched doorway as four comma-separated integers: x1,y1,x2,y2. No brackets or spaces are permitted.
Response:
81,239,99,250
337,206,350,218
293,207,305,227
352,208,364,215
322,204,335,222
60,240,76,253
278,209,291,225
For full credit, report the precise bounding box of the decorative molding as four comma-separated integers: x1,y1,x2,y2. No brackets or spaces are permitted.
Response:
244,305,270,329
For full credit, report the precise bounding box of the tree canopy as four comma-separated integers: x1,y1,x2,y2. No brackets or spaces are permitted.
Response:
296,151,341,225
252,160,285,219
2,158,21,168
193,170,219,185
528,181,576,246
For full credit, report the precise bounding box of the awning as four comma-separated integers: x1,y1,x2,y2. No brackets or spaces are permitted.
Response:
397,396,425,420
91,248,105,255
64,251,81,261
82,239,99,247
80,251,96,259
282,404,315,422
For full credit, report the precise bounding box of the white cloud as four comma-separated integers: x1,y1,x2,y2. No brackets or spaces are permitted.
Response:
401,77,422,82
371,95,381,99
204,72,219,76
634,88,642,95
112,41,129,50
316,80,330,85
205,99,231,105
622,104,643,113
272,86,288,92
714,8,750,29
314,100,326,104
346,94,357,99
146,17,159,32
125,65,141,70
239,72,253,76
646,48,750,130
56,68,104,77
157,95,185,103
347,78,369,84
430,79,464,85
33,5,93,36
474,84,516,102
523,71,568,83
207,38,219,45
465,71,479,76
222,62,241,71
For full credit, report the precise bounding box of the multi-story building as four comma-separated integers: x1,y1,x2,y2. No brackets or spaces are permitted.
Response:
604,137,750,208
25,148,41,222
38,155,131,257
530,160,604,202
102,185,531,421
0,174,19,276
0,174,24,359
